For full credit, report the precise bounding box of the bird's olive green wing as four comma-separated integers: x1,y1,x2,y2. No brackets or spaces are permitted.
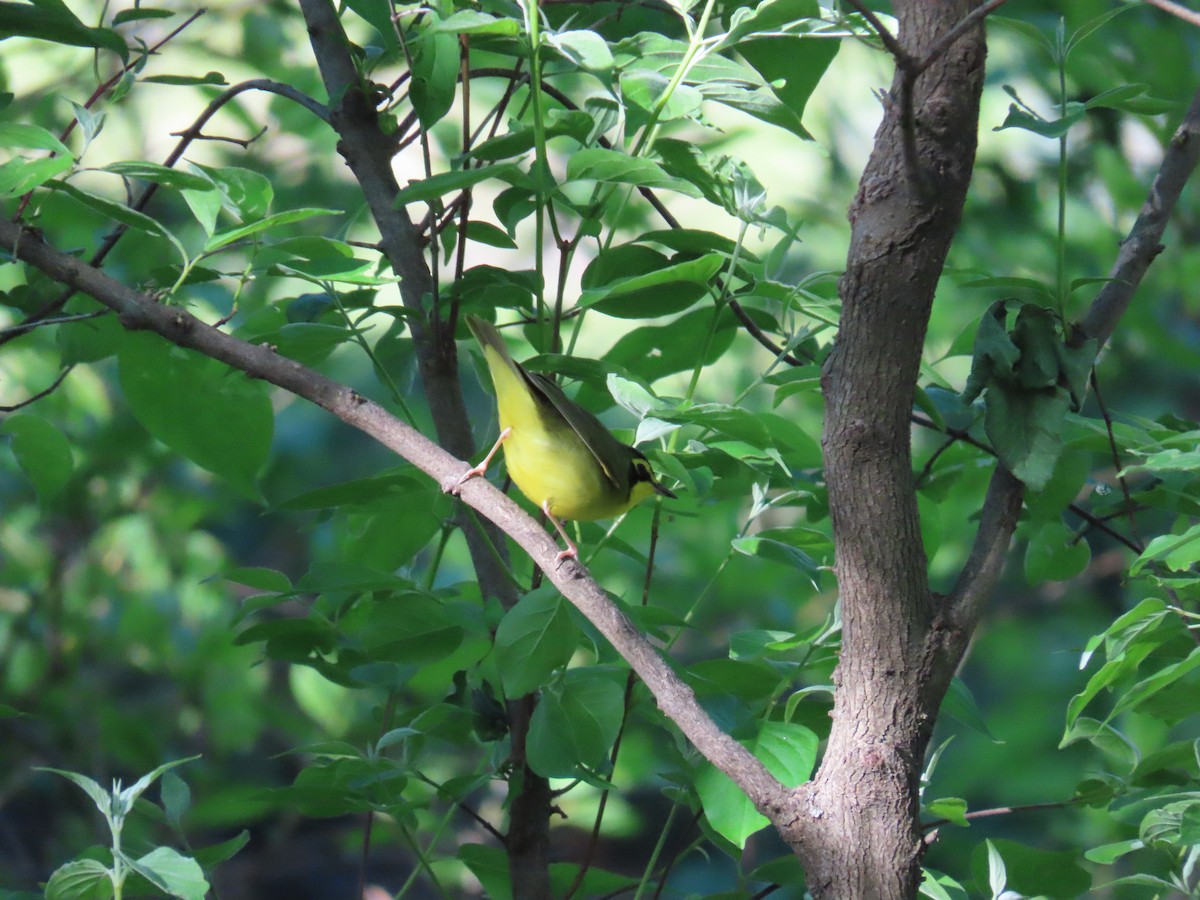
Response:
465,314,626,492
525,370,626,492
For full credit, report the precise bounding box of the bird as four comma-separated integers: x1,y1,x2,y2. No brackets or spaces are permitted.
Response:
454,314,676,562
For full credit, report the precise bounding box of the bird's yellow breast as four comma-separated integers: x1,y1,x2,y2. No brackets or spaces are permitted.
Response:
483,344,629,520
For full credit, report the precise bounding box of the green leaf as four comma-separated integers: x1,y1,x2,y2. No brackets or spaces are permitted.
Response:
103,161,215,192
925,797,969,827
219,566,289,595
984,381,1070,490
546,29,613,73
54,181,187,262
125,847,209,900
35,767,111,818
737,33,838,127
0,1,127,60
732,527,823,584
43,858,112,900
493,587,576,697
118,332,273,496
204,207,341,252
582,251,722,318
1,412,73,500
426,10,519,35
395,164,521,206
566,148,701,197
0,121,71,154
695,720,818,847
942,677,999,742
0,153,73,195
1024,521,1091,584
1111,645,1200,720
410,30,458,128
969,844,1094,897
526,667,625,779
160,771,191,830
459,844,512,900
142,71,228,86
1130,523,1200,575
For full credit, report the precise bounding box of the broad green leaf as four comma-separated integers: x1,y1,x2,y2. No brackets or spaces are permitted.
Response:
118,332,273,495
1,413,73,500
57,308,124,364
546,29,613,73
204,207,340,252
1060,717,1139,771
1084,838,1143,864
223,566,292,593
732,528,822,583
1111,645,1200,720
1131,523,1200,575
582,252,722,318
526,667,625,779
426,10,519,35
925,797,969,827
104,161,214,192
0,121,71,154
161,771,191,829
942,677,999,742
459,845,512,900
1025,520,1091,584
395,164,521,206
410,30,458,128
54,181,187,262
566,148,701,197
1122,447,1200,476
35,767,111,817
0,1,127,60
493,587,576,697
695,721,818,846
0,153,73,195
621,69,703,121
44,858,112,900
919,869,969,900
983,381,1070,490
737,34,838,127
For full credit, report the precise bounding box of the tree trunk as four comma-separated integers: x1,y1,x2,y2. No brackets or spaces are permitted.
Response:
788,3,987,896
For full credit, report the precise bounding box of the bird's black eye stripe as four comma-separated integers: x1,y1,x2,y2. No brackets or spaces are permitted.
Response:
631,457,653,483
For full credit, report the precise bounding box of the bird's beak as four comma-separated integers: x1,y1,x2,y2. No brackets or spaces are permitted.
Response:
653,480,677,499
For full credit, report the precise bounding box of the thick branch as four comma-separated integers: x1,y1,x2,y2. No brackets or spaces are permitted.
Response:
0,217,788,834
1081,86,1200,348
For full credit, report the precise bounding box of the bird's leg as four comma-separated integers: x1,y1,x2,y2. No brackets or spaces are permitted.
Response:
542,500,579,564
447,427,511,493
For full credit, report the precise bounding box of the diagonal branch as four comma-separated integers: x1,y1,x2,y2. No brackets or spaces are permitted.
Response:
940,83,1200,662
1081,86,1200,348
0,215,790,846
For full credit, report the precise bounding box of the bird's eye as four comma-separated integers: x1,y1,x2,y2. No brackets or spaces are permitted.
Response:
632,458,652,481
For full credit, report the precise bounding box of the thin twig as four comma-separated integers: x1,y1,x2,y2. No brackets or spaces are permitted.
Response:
1089,370,1142,550
840,0,911,66
913,0,1010,75
922,797,1081,832
1144,0,1200,28
0,366,73,412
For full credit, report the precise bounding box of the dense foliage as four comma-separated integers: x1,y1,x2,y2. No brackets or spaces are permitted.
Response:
1,0,1199,897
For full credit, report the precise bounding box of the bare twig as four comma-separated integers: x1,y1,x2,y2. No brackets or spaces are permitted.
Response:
1144,0,1200,28
840,0,912,66
0,366,73,412
1082,86,1200,348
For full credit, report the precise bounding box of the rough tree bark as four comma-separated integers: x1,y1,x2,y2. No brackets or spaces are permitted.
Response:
790,3,989,897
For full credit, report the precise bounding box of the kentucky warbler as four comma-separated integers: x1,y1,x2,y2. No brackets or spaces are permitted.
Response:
456,315,675,561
